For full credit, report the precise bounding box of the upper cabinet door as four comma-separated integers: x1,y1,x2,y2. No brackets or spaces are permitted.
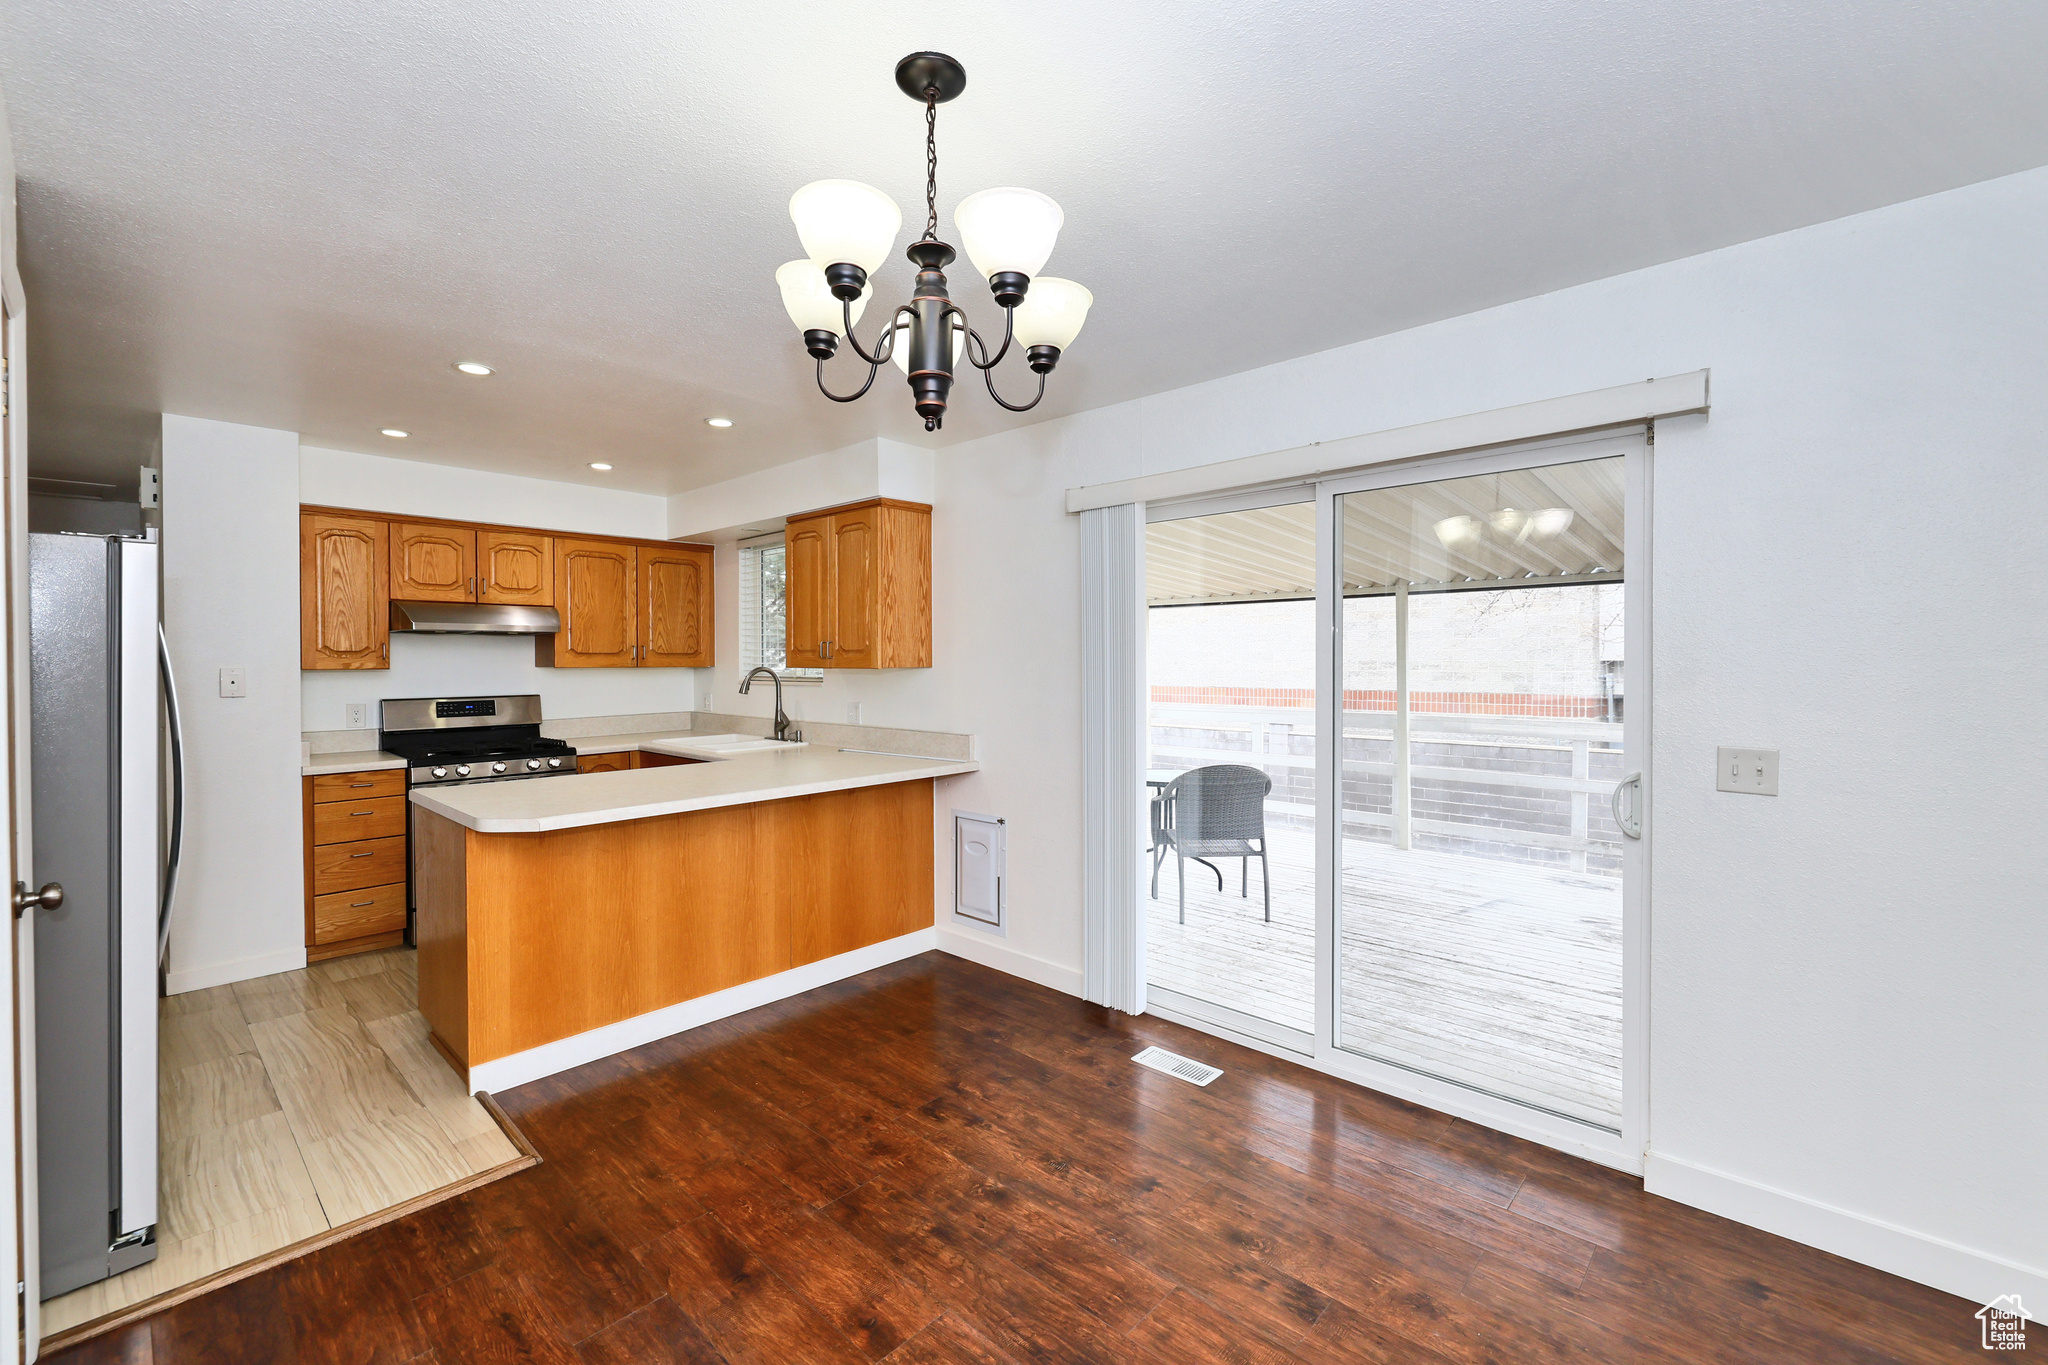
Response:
477,530,554,606
391,522,476,602
828,510,878,668
872,501,932,668
784,517,830,669
639,544,714,667
301,513,390,670
542,538,636,667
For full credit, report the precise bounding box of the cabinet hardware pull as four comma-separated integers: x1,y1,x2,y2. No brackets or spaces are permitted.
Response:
349,782,374,787
350,900,374,907
350,810,374,816
350,851,375,858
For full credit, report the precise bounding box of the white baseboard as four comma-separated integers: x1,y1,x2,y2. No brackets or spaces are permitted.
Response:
1645,1153,2046,1319
166,944,308,995
935,928,1082,997
468,928,939,1094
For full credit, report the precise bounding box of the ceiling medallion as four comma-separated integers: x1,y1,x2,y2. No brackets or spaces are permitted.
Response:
777,52,1091,431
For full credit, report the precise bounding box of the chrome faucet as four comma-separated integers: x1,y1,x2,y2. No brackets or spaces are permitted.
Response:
738,667,801,742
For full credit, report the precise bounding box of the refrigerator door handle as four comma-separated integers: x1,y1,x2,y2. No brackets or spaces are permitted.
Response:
158,621,184,967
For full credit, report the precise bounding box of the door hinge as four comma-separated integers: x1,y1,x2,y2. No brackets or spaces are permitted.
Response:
2,356,10,418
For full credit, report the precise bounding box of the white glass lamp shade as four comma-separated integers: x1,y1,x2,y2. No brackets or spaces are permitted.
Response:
1009,278,1092,350
953,187,1064,279
789,180,902,273
776,260,868,333
890,317,967,374
1432,515,1483,550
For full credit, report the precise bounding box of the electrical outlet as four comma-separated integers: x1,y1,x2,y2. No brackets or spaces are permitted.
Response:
1716,746,1779,795
346,703,369,729
847,702,863,725
218,667,246,698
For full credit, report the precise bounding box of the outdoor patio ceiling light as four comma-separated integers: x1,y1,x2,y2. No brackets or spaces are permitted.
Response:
1433,515,1483,549
778,52,1092,431
1435,508,1575,550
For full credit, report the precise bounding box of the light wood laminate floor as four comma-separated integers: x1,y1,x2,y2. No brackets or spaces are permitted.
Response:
41,947,521,1335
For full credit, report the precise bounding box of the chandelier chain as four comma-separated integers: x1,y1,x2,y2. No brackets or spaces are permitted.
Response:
922,87,939,241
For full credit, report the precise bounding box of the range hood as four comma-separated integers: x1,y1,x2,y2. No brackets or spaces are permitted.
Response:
389,600,561,635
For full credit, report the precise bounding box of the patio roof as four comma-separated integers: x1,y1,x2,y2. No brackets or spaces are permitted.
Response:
1146,455,1624,606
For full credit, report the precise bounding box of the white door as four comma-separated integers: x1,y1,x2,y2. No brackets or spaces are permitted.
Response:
5,288,42,1359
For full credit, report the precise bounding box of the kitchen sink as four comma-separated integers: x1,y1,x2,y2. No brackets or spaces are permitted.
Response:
640,734,807,761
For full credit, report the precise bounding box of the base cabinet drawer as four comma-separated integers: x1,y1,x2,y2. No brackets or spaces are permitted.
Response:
310,768,406,801
312,882,408,944
310,835,409,896
313,793,407,845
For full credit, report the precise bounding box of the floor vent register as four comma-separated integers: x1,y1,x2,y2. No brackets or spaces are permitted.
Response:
1131,1046,1223,1087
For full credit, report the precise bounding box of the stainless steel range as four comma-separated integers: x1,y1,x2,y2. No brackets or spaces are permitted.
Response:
379,694,580,787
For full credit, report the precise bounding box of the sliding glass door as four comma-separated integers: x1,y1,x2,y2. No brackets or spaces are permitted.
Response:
1332,455,1626,1129
1142,495,1317,1050
1139,433,1646,1157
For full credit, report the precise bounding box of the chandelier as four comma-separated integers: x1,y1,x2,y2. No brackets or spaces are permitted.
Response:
776,52,1092,431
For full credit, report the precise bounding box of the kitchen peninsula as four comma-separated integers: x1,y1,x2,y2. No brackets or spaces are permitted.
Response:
409,744,976,1090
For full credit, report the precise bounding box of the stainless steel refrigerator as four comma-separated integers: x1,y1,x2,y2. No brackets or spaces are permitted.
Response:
29,531,184,1297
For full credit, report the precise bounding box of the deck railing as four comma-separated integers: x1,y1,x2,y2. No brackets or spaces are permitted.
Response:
1149,701,1626,874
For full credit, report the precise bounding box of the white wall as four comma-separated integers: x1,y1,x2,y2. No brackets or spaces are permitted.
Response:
675,167,2048,1309
162,415,306,991
299,445,699,731
666,437,935,541
301,446,667,538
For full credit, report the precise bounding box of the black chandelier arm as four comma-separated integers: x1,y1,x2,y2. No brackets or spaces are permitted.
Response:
980,359,1047,413
841,299,914,366
951,305,1016,372
815,353,882,403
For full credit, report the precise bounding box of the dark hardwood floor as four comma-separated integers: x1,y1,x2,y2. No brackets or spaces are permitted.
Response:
54,952,2017,1363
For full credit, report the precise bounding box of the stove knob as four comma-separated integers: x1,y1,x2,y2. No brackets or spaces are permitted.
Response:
548,757,563,768
491,762,507,774
431,767,447,779
455,764,471,777
527,758,543,771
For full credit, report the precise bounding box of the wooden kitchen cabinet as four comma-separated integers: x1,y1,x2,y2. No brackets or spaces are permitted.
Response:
303,768,409,960
537,537,636,667
576,752,634,774
477,529,553,605
638,542,714,667
391,522,476,602
301,512,390,670
301,505,711,671
783,498,930,668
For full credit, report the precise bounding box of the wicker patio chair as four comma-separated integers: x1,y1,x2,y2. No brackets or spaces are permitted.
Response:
1152,763,1272,924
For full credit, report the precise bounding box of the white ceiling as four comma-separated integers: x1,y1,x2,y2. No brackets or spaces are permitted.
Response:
4,1,2045,497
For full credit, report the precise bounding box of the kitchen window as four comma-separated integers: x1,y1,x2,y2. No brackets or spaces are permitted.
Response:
738,535,823,681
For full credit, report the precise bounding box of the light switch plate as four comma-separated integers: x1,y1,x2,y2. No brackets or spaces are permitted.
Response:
847,702,862,725
218,667,246,699
1716,746,1778,795
345,703,369,729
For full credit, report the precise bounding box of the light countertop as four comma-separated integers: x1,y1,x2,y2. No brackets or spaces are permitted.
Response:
408,746,979,833
302,749,408,776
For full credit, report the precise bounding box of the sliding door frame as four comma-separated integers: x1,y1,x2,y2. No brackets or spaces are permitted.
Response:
1141,426,1652,1174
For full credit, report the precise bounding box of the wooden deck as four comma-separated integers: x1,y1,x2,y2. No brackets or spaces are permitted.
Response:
1146,826,1623,1127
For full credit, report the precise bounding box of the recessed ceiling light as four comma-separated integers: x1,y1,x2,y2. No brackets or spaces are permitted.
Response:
705,417,734,428
589,462,613,471
453,361,494,376
381,429,409,438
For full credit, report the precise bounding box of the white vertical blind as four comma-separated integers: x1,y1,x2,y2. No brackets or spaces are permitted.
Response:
1081,503,1147,1013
